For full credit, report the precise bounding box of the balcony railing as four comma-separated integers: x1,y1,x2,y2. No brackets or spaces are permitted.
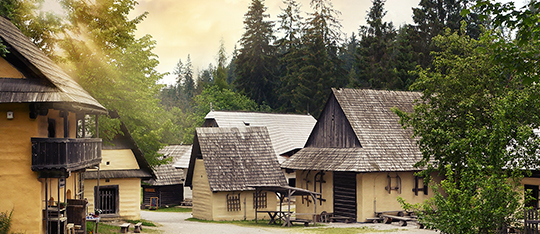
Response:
31,138,102,172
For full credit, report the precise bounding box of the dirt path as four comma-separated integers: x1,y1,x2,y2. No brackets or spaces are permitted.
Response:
141,211,438,234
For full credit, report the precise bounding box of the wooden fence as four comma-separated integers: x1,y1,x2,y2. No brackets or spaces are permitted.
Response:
525,209,540,234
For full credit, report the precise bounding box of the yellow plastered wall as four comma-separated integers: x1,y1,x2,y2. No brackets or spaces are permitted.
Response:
192,159,275,221
295,170,334,219
0,104,42,234
293,170,440,222
192,159,213,220
96,149,140,170
0,103,90,233
358,171,437,221
211,191,275,221
0,57,24,78
84,178,142,220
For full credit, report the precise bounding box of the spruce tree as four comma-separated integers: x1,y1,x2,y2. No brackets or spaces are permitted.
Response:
235,0,277,108
355,0,397,89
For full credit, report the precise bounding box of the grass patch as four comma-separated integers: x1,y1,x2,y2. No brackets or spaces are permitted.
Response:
147,206,192,213
186,217,316,229
86,223,119,234
86,221,160,234
125,219,157,227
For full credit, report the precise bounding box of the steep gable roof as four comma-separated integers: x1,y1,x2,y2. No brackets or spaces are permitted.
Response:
186,127,287,192
282,88,423,172
147,145,191,186
0,17,106,114
204,111,316,161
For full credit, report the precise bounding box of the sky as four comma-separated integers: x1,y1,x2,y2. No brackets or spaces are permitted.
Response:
41,0,446,85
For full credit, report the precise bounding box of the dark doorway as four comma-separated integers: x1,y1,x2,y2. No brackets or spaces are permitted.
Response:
333,171,357,222
525,184,539,209
95,185,119,215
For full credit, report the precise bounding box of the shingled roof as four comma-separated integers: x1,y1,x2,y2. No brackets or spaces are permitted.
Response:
282,88,423,172
204,111,316,161
186,127,287,192
0,17,106,114
147,145,191,186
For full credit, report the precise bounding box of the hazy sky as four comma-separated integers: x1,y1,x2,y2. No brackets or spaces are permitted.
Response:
42,0,421,85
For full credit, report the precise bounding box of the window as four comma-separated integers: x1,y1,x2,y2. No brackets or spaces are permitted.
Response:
253,192,267,209
412,176,428,196
95,185,119,215
226,193,241,212
385,174,401,194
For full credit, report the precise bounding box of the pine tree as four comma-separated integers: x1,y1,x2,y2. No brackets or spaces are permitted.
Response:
279,0,346,117
235,0,278,108
214,39,229,90
411,0,483,68
355,0,397,89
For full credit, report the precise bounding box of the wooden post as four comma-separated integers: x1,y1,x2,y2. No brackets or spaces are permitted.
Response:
95,115,99,138
63,111,69,138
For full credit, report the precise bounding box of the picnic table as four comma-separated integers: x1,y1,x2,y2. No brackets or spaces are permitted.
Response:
256,211,292,225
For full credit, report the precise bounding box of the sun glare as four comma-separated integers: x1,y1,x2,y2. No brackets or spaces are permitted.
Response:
41,0,65,15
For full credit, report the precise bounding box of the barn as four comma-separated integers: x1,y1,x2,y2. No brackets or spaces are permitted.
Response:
142,144,191,208
282,88,438,222
185,127,288,221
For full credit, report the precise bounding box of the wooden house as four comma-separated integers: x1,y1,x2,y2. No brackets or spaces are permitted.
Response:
282,88,437,222
202,111,317,186
84,122,154,219
0,17,107,233
142,144,191,207
185,127,288,221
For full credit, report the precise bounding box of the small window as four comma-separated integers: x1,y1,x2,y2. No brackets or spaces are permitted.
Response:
226,193,241,212
385,175,401,194
253,192,267,209
413,176,428,196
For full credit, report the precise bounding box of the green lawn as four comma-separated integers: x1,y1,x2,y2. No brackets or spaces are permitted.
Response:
147,206,192,212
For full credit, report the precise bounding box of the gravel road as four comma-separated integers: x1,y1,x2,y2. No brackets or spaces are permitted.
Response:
141,211,438,234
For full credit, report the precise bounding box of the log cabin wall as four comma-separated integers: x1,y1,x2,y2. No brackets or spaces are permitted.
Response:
306,95,361,148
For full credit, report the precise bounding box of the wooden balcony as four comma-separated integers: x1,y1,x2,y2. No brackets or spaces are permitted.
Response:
31,138,102,172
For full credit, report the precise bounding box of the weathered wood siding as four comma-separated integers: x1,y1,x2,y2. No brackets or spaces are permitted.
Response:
192,159,213,220
306,95,360,148
142,184,184,207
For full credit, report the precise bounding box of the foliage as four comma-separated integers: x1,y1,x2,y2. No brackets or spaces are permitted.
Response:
58,0,167,165
394,27,540,233
235,0,278,108
181,85,267,144
473,0,540,84
0,210,13,234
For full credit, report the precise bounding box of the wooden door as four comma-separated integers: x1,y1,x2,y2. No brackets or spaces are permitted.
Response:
333,171,357,222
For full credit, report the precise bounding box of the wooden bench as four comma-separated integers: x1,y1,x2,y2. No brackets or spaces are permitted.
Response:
120,223,130,233
329,216,354,223
381,214,415,226
289,219,312,226
134,222,143,233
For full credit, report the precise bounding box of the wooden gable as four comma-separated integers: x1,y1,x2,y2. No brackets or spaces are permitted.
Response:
305,94,361,148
